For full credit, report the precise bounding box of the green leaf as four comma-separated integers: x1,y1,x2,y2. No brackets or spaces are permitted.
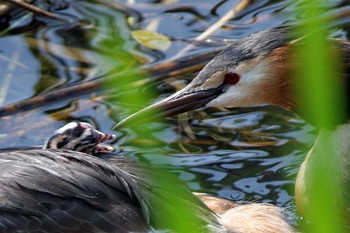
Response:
131,30,171,51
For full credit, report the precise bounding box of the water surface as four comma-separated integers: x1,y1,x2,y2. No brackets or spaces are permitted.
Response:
1,0,349,227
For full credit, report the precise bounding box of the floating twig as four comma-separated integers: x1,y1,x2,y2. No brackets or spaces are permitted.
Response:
8,0,69,22
0,47,225,117
171,0,252,59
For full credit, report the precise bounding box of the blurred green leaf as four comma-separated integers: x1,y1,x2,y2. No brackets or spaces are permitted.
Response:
294,0,347,232
97,9,212,233
131,30,171,51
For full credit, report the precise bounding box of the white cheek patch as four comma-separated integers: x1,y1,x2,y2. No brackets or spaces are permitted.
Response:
206,60,269,108
237,60,268,83
207,85,246,107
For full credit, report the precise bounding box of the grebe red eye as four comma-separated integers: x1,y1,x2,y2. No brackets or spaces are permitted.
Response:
224,72,240,85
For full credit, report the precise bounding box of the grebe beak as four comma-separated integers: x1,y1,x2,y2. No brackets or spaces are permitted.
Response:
113,87,223,129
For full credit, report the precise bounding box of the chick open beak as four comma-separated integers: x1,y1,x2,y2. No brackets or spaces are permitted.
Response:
91,129,116,153
113,87,223,129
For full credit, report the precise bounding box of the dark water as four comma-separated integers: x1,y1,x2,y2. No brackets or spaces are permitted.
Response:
1,0,350,227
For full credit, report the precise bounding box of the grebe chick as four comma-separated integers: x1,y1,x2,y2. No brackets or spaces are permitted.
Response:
43,121,116,153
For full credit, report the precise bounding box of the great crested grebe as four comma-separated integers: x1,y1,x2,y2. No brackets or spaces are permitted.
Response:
113,26,350,224
0,122,294,233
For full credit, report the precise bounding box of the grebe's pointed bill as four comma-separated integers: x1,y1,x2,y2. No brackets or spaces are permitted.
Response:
113,86,224,129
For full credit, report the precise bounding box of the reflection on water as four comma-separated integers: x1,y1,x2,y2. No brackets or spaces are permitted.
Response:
0,0,348,227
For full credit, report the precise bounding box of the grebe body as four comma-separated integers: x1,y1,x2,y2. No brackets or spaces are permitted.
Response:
113,26,350,224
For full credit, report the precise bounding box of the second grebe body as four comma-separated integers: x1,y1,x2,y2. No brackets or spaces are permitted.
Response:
0,122,293,232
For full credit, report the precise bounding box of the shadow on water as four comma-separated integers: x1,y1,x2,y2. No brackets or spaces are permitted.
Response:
1,0,349,227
